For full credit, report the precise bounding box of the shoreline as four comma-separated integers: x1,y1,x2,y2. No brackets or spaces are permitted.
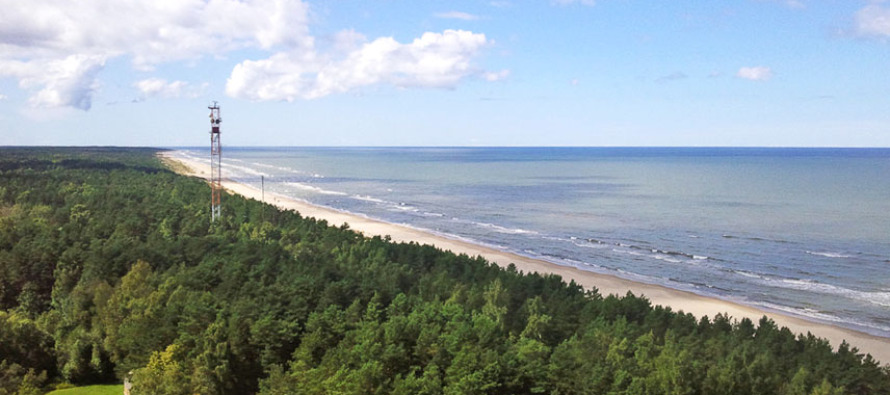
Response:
159,151,890,365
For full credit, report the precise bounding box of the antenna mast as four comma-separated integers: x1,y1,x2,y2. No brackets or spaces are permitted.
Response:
209,102,222,222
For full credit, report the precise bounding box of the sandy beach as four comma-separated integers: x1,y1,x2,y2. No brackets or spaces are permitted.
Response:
161,151,890,365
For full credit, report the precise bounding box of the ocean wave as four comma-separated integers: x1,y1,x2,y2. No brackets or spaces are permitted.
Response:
456,219,538,235
177,152,206,164
352,194,387,204
610,243,712,266
252,162,302,174
426,231,507,250
653,255,683,264
649,248,711,261
806,251,853,259
348,194,432,215
390,204,420,212
721,234,791,244
761,278,890,308
542,235,609,248
757,302,890,336
613,249,646,258
523,251,608,272
223,162,272,178
675,278,731,293
285,182,347,196
573,241,609,249
733,270,765,280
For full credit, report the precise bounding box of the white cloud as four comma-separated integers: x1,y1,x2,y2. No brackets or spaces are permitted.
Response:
0,93,7,101
855,3,890,38
0,55,106,110
0,0,312,109
134,78,198,100
331,29,367,54
0,0,311,65
435,11,480,21
1,0,497,109
227,30,492,101
736,66,773,81
483,69,511,82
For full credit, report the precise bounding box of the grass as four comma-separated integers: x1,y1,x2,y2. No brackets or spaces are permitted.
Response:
45,384,123,395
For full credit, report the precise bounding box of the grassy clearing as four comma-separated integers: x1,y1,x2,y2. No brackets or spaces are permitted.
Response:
45,384,123,395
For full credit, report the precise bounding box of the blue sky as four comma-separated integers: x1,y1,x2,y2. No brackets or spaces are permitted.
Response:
1,0,888,147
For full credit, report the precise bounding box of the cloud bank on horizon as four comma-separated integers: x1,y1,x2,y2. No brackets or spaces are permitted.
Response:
0,0,501,110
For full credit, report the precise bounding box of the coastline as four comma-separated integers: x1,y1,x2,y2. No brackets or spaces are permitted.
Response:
159,151,890,365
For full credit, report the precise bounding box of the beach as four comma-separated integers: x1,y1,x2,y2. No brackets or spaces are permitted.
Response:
161,151,890,365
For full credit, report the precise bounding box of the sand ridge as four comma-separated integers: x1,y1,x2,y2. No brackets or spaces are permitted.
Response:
160,151,890,365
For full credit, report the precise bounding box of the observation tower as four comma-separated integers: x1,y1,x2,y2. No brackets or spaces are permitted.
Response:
209,102,222,222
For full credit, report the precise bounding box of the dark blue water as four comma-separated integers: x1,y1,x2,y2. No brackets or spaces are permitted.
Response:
174,147,890,337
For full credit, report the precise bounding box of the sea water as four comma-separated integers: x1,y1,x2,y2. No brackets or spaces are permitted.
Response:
173,147,890,338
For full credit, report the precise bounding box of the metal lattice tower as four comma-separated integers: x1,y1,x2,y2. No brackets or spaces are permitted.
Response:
209,102,222,222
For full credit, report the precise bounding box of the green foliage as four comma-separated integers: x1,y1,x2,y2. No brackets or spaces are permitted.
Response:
0,147,888,394
44,384,123,395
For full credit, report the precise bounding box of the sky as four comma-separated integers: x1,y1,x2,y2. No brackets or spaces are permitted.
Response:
0,0,888,147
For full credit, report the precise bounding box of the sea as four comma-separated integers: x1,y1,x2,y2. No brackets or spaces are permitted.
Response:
172,147,890,338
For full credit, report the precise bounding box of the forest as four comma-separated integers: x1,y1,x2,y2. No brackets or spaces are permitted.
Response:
0,147,888,395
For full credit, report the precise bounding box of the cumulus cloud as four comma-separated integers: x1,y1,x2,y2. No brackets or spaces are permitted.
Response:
0,0,310,65
855,3,890,38
435,11,480,21
134,78,206,100
0,55,105,110
1,0,498,109
736,66,772,81
227,30,494,101
135,79,187,98
330,29,367,54
0,0,311,109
